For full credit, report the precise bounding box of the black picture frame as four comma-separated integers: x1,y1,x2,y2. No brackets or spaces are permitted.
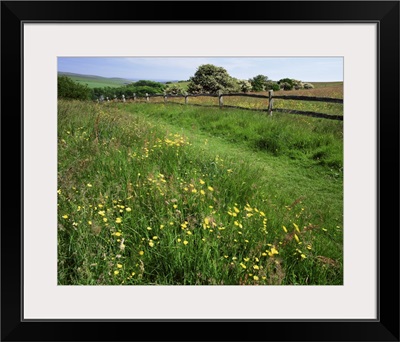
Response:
1,1,399,341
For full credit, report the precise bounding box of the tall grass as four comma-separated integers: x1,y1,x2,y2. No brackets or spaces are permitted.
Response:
58,100,343,285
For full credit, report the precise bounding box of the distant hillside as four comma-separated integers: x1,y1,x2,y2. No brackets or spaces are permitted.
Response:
58,72,135,88
58,72,180,89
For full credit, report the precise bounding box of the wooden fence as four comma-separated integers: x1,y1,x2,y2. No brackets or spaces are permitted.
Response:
99,90,343,121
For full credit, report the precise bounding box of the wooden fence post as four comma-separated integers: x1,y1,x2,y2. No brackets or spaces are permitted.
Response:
218,90,223,107
164,92,167,104
133,93,136,101
185,92,188,105
268,90,274,116
146,93,149,102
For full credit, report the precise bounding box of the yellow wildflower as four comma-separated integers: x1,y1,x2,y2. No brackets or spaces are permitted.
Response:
62,215,68,219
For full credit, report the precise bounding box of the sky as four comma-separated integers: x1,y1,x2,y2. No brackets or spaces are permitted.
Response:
58,57,343,82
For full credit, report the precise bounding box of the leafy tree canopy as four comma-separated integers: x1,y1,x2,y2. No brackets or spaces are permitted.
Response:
187,64,238,94
249,74,269,92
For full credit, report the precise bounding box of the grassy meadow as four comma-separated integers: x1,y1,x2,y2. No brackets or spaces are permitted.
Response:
58,93,343,285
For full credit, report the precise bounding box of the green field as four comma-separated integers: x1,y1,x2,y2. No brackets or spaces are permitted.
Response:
58,72,134,88
58,99,343,285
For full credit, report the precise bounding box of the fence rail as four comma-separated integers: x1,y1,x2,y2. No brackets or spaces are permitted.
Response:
98,91,343,121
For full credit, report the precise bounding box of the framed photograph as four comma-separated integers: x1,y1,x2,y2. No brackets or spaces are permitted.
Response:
2,1,399,341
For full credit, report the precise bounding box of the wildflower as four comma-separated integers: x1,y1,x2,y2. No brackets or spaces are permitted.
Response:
113,232,121,237
208,186,214,192
117,263,123,269
125,207,132,212
149,241,154,247
57,189,62,194
271,247,279,255
199,179,205,185
183,240,189,245
259,211,266,217
177,238,181,243
301,254,307,259
253,276,259,281
200,190,205,195
88,221,92,225
253,265,259,270
87,183,92,187
62,215,68,219
152,236,158,240
244,258,250,262
234,207,240,213
103,218,108,223
147,227,152,230
307,245,312,250
322,228,327,232
240,263,247,269
294,234,300,243
98,211,105,216
293,223,300,233
139,251,144,256
282,226,288,233
114,270,119,275
160,225,165,229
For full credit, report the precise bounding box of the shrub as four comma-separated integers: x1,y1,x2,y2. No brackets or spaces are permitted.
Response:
58,76,91,100
237,80,252,93
303,83,315,89
249,74,269,92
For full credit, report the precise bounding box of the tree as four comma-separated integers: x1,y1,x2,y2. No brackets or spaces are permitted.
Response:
249,75,269,92
58,76,92,100
187,64,237,94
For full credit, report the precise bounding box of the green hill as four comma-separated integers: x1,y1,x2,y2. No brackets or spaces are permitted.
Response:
58,72,134,88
